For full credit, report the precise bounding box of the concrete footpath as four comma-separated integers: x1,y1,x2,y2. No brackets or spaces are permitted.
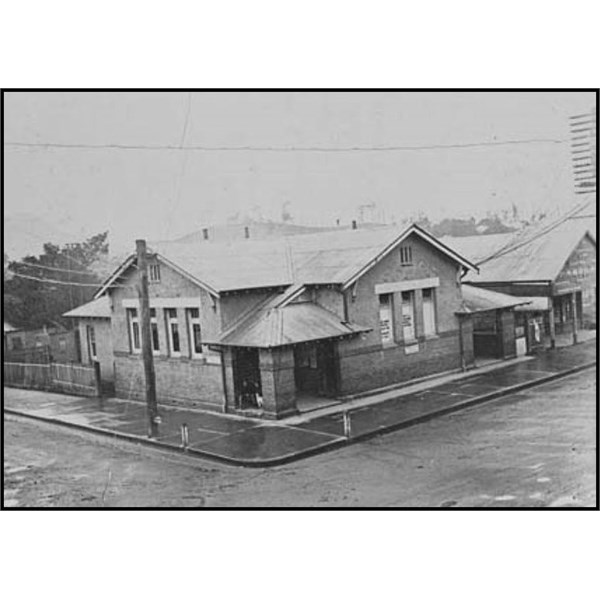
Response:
3,340,596,467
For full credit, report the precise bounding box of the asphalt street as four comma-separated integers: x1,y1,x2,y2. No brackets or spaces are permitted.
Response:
3,368,596,507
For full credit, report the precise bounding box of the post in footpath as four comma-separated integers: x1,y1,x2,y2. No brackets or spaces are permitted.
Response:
136,239,159,438
181,423,189,449
343,411,352,439
571,292,578,345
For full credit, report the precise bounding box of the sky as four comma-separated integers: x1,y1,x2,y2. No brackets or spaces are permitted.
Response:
3,90,596,256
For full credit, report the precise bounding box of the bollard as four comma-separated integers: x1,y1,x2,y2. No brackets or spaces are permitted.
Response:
343,411,352,439
181,423,189,449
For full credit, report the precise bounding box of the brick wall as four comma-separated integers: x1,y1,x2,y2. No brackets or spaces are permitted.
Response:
110,259,226,410
114,353,225,411
332,232,467,394
337,332,463,395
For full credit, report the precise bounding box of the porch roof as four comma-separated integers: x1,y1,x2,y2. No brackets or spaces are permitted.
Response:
457,284,531,314
63,296,111,319
215,301,371,348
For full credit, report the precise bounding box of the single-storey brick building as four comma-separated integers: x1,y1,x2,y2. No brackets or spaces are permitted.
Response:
95,224,486,418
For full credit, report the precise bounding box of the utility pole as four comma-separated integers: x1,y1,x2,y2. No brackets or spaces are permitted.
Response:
136,239,159,438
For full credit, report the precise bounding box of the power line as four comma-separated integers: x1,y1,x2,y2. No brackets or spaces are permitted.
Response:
10,259,98,276
8,270,133,289
4,137,568,153
477,200,594,266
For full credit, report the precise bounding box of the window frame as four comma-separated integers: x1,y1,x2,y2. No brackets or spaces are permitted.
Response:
165,308,181,357
127,308,141,354
401,290,416,342
148,263,161,283
86,325,97,360
150,308,160,356
399,246,413,266
187,307,204,359
422,287,438,337
378,292,395,344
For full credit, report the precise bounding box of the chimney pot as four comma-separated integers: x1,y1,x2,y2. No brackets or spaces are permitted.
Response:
244,226,250,239
351,220,357,230
202,228,209,240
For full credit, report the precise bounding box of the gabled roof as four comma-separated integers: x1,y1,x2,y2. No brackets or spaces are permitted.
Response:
440,233,515,265
466,219,596,284
214,301,371,348
63,296,111,319
94,223,477,297
458,284,531,314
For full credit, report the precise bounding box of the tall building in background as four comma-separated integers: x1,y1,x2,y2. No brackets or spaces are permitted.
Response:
570,109,597,195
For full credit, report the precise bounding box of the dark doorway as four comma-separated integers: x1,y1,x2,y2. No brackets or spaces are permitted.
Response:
232,347,262,409
294,341,338,397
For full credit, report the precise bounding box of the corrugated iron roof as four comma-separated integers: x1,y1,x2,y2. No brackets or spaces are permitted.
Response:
215,301,371,347
513,296,551,312
458,284,531,314
466,218,596,283
440,233,515,264
95,224,477,298
63,296,111,319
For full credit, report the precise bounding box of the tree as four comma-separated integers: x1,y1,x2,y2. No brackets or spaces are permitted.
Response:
3,232,109,330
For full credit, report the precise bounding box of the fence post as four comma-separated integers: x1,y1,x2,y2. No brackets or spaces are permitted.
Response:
343,411,352,439
181,423,189,449
93,361,102,397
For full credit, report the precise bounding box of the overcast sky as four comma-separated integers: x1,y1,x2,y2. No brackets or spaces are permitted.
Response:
4,91,595,254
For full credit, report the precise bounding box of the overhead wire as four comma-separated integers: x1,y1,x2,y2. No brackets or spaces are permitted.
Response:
476,199,594,266
4,137,568,152
8,270,134,290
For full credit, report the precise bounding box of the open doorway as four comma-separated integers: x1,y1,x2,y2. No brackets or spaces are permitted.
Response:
294,341,338,397
232,347,262,410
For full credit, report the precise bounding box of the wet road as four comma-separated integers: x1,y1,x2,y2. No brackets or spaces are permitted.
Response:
4,369,596,507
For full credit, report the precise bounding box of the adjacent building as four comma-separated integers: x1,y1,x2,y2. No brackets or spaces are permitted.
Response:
444,207,597,347
63,295,114,388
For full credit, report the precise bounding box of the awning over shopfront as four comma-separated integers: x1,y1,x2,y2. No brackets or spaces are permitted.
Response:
513,296,551,312
457,284,532,314
215,302,371,348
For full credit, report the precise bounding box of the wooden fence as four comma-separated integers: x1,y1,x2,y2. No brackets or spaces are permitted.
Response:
3,361,101,397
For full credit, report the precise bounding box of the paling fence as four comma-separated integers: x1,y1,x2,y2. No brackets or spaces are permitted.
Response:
3,361,100,397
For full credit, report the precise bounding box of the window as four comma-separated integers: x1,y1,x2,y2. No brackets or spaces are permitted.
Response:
422,288,437,336
127,308,141,353
150,308,160,354
165,308,181,356
187,308,203,358
399,246,413,266
401,291,416,341
86,325,97,360
379,293,394,344
149,263,161,282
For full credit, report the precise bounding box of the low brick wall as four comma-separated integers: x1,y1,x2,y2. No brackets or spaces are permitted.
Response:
337,332,463,396
114,353,225,411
